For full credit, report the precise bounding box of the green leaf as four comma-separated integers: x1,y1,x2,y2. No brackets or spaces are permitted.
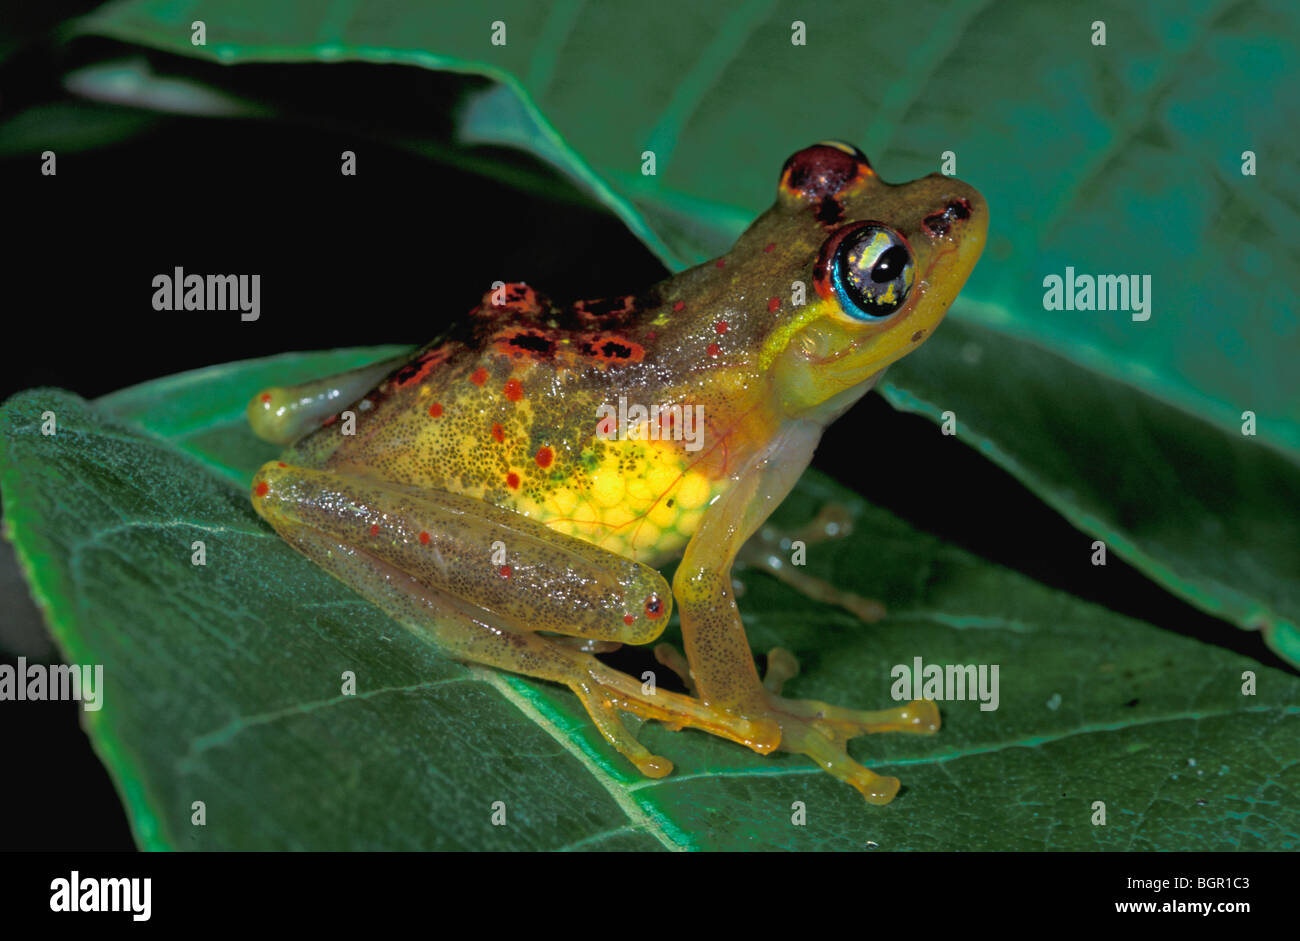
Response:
69,0,1300,664
73,2,1300,444
2,350,1296,849
884,318,1300,667
0,101,158,157
63,57,273,117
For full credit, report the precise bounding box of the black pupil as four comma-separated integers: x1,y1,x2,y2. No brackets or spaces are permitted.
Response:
871,244,908,283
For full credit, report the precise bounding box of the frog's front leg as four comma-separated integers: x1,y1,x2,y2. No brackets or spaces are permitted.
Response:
672,427,938,805
250,462,778,779
737,504,887,622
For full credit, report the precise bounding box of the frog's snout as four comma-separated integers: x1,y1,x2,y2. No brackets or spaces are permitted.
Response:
921,196,975,239
918,177,988,247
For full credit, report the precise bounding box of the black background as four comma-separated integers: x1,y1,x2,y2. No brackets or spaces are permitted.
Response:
1,39,1292,852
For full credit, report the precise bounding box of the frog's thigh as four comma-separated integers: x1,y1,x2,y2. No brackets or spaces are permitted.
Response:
247,351,414,445
251,461,774,776
252,462,670,645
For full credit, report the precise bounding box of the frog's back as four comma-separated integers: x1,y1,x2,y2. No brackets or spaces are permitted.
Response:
284,284,740,565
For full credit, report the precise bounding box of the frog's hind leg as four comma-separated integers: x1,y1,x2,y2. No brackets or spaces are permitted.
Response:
736,503,887,622
247,350,415,445
251,461,780,779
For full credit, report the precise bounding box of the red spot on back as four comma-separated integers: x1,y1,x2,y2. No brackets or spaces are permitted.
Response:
322,414,337,427
254,481,269,497
470,367,487,386
276,461,287,468
419,531,431,544
623,614,636,626
764,242,775,253
714,321,729,334
492,423,504,443
768,296,781,312
369,524,379,536
673,300,685,312
428,402,443,418
535,446,554,469
499,565,512,578
260,392,271,403
715,259,726,268
506,472,520,489
706,343,720,358
504,379,523,402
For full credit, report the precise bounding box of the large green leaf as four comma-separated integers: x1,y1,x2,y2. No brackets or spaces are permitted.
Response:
2,350,1296,850
883,319,1300,668
67,0,1300,665
73,1,1299,443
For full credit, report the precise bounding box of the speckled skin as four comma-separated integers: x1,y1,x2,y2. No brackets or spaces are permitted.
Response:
248,143,987,803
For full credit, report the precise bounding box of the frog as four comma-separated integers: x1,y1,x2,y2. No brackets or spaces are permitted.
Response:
247,142,987,805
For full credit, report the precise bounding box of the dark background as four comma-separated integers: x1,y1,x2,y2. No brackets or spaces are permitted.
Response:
1,36,1290,851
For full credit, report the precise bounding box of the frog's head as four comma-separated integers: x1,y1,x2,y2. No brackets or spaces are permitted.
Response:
745,142,987,419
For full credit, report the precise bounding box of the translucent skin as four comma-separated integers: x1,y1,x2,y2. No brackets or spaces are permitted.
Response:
248,142,988,804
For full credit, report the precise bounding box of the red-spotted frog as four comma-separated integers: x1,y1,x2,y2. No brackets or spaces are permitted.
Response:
247,142,987,804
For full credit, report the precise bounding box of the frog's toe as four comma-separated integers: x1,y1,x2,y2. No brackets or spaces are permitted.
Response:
762,647,800,695
787,697,941,746
580,662,784,763
754,695,939,803
652,643,696,696
565,675,673,778
778,718,901,805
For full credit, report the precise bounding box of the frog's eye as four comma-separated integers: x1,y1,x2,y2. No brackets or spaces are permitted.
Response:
644,594,664,619
817,223,915,320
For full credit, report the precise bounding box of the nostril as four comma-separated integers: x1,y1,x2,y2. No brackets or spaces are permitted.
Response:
923,198,973,237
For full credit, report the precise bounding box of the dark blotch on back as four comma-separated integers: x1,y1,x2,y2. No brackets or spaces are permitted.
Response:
591,340,634,359
578,297,632,318
508,333,556,355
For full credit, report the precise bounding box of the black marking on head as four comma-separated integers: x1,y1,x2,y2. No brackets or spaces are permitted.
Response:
923,198,973,237
815,196,844,224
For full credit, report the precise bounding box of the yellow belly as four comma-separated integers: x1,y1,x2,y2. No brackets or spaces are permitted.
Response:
507,433,718,565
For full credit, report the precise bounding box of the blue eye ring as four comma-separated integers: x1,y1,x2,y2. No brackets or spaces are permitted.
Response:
814,222,916,321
